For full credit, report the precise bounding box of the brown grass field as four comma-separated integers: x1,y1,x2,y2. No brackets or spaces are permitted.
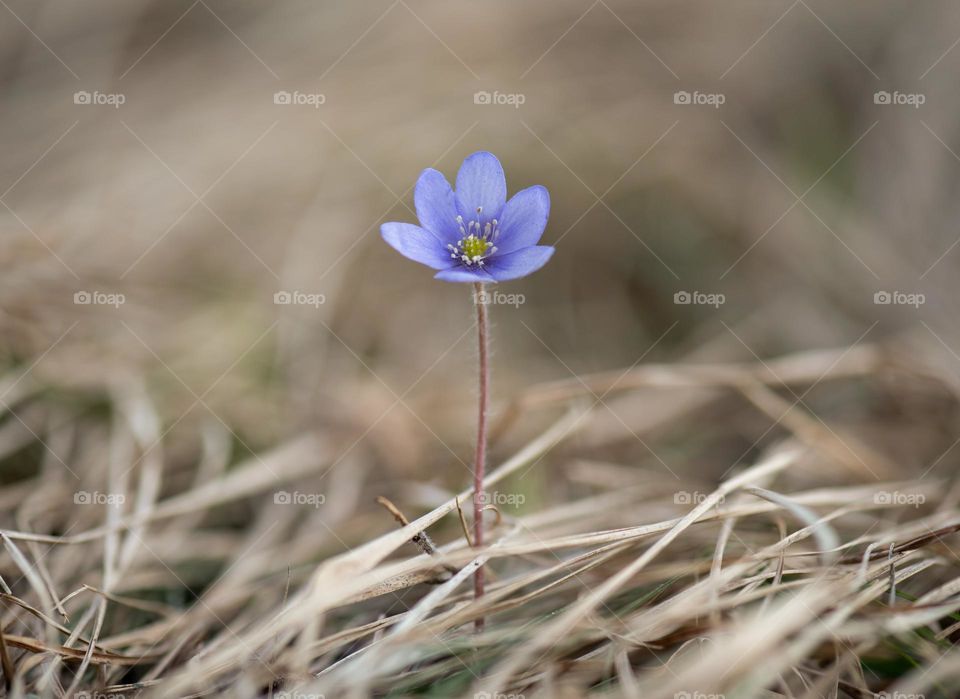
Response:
3,1,960,697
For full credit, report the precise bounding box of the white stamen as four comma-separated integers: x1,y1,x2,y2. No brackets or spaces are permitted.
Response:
448,211,500,267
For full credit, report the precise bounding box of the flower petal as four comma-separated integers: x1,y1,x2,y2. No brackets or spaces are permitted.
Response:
495,185,550,254
486,245,555,282
414,168,460,243
380,222,454,270
434,266,495,283
455,151,506,223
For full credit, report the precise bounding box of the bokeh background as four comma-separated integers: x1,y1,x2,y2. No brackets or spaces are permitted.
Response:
5,0,960,545
5,3,960,480
5,0,960,524
4,3,960,693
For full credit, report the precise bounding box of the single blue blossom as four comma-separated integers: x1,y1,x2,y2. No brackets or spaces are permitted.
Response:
381,151,554,283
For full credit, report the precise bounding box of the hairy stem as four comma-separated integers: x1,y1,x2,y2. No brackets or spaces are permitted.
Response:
473,282,489,632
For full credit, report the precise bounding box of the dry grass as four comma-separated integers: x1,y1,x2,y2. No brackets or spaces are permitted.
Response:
3,343,960,697
5,1,960,697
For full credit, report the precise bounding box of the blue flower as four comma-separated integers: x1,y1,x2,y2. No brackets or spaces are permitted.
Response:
381,151,554,283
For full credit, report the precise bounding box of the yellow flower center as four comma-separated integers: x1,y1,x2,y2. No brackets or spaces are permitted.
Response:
447,208,499,266
460,235,491,260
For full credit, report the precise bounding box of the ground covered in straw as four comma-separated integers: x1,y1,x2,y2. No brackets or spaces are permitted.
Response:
2,343,960,698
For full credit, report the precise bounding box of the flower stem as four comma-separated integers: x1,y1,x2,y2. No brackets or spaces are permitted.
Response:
472,282,489,632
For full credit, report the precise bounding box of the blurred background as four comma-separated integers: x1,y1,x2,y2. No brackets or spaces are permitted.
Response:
3,0,960,521
3,0,960,621
8,2,960,694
